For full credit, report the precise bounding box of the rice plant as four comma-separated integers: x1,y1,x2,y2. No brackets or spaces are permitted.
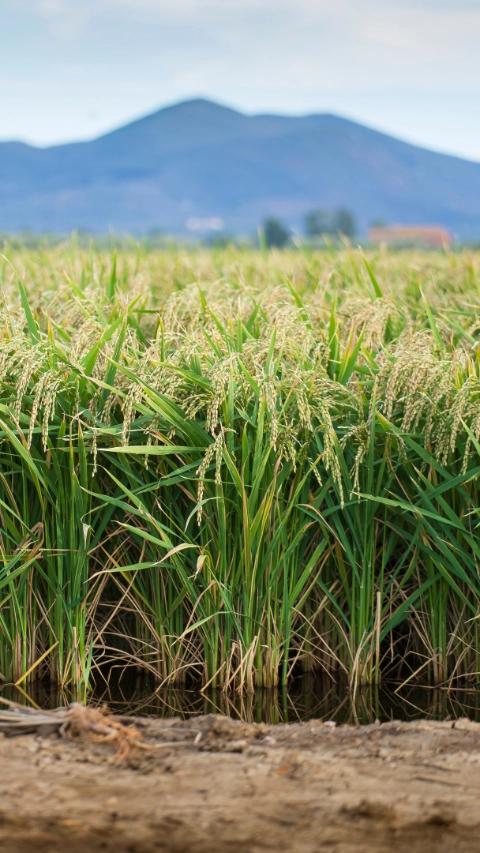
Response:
1,240,480,692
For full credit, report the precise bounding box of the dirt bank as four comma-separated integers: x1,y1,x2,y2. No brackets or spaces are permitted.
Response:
1,713,480,852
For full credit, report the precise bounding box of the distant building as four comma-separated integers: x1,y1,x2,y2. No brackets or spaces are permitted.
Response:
186,217,225,232
368,225,452,248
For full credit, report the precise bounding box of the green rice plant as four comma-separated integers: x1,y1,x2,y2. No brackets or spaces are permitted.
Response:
1,241,480,692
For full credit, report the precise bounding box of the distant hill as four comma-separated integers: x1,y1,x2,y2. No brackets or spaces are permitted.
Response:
1,98,480,239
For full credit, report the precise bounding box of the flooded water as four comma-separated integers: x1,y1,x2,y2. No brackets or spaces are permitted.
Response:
3,676,480,724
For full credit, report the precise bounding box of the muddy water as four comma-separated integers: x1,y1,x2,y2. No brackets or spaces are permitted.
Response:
3,677,480,724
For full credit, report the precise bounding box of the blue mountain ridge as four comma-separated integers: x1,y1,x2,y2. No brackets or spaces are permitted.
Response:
1,97,480,238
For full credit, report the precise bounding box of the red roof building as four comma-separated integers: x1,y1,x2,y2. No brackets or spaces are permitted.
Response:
369,225,452,248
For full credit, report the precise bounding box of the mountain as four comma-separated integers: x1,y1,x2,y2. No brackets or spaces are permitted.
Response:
1,98,480,238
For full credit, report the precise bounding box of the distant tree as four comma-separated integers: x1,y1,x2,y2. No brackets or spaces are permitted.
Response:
304,208,356,239
304,209,333,237
334,208,356,238
370,218,387,229
263,217,290,248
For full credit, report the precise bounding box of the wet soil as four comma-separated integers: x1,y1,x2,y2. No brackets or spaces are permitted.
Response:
1,713,480,852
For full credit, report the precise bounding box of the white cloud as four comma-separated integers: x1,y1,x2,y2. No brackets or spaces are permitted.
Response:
32,0,93,37
13,0,480,85
95,0,480,91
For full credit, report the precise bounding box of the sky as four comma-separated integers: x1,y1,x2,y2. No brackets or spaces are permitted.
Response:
1,0,480,160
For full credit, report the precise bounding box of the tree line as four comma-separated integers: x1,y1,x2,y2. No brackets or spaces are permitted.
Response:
262,208,356,248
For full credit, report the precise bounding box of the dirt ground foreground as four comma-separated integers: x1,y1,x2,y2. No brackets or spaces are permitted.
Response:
1,713,480,852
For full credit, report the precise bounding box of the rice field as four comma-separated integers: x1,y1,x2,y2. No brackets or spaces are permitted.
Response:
1,242,480,695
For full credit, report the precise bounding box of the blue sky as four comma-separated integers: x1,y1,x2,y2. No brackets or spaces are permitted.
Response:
2,0,480,160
